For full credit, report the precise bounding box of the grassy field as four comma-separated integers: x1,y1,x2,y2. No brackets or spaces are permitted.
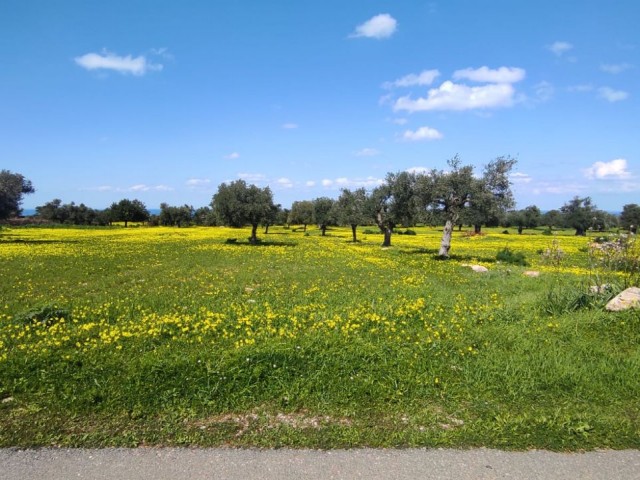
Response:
0,225,638,449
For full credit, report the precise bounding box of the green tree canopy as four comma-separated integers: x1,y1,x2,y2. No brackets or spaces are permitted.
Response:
0,170,35,220
109,199,150,227
211,180,275,244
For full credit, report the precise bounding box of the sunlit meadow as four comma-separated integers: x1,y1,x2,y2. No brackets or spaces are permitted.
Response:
0,225,638,449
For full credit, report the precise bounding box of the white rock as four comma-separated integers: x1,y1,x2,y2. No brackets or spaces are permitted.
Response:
605,287,640,312
523,271,540,277
590,284,610,294
470,265,488,273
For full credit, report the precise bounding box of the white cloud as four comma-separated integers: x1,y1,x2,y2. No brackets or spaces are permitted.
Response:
453,66,525,84
128,184,173,192
129,184,150,192
531,181,588,195
534,81,554,102
567,84,594,93
406,166,430,174
401,126,443,141
186,178,211,187
305,180,316,187
510,172,532,184
276,177,293,188
391,118,408,125
394,81,516,112
96,185,113,192
224,152,240,160
320,176,384,189
355,148,380,157
350,13,397,39
547,41,573,56
74,50,162,76
282,123,298,129
238,173,267,183
598,87,629,102
583,158,631,180
383,69,440,89
600,63,633,74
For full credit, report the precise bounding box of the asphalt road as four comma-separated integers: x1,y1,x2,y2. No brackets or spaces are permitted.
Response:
2,448,640,480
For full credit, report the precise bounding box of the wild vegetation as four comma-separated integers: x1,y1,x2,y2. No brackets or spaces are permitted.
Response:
1,224,638,449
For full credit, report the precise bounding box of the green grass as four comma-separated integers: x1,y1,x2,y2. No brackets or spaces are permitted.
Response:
0,225,638,449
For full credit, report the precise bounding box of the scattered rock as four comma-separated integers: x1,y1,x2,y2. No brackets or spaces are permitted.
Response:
1,397,14,404
523,271,540,277
470,265,488,273
605,287,640,312
590,284,611,294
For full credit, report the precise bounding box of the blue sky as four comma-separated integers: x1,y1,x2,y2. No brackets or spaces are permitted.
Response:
2,0,638,211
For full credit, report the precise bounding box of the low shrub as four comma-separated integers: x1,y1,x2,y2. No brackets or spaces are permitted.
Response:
496,247,528,266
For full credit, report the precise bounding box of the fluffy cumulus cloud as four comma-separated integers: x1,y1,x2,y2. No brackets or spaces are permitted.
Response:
350,13,397,39
394,81,516,112
401,126,443,141
383,70,440,89
584,159,631,180
547,41,573,56
74,50,163,76
598,87,629,102
453,66,525,84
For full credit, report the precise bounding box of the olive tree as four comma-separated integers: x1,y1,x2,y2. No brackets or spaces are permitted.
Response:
0,170,35,221
211,180,275,244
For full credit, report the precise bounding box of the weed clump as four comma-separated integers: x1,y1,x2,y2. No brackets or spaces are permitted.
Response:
496,247,528,266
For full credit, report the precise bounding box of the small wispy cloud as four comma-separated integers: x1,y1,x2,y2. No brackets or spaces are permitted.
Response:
567,84,594,93
355,148,380,157
238,173,267,183
74,49,163,76
128,184,173,192
350,13,397,39
276,177,293,188
510,172,532,184
305,180,316,187
584,158,631,180
186,178,211,188
321,176,384,188
401,126,443,141
598,87,629,102
406,166,430,175
547,41,573,57
224,152,240,160
383,69,440,89
533,81,554,102
600,63,633,74
282,123,298,129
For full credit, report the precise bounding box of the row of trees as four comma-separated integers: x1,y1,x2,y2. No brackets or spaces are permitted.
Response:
4,162,640,257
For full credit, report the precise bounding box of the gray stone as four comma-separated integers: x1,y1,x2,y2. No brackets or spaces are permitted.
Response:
605,287,640,311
